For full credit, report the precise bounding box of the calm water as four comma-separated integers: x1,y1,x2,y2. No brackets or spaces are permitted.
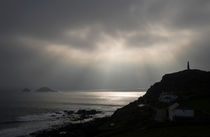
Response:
0,91,145,137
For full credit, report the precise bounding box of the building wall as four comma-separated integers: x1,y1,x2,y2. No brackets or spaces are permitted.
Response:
173,109,194,117
159,92,177,103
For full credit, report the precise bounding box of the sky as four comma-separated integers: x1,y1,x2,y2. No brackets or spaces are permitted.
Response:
1,0,210,91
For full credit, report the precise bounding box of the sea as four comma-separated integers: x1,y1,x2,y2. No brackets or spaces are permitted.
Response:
0,90,146,137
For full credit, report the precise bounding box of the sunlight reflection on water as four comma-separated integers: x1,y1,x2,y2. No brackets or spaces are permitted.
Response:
0,91,146,137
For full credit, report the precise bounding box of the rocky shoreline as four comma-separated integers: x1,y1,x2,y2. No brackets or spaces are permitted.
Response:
29,117,110,137
20,109,106,137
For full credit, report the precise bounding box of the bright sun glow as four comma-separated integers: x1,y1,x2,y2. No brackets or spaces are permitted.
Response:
87,91,146,99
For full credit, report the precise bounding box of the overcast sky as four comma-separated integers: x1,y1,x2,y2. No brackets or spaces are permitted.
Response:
1,0,210,91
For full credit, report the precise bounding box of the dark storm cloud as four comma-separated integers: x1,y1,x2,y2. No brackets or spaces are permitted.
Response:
1,0,210,90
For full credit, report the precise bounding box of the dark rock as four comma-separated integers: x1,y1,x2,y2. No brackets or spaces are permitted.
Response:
55,111,62,115
76,109,102,115
64,110,74,115
51,114,56,117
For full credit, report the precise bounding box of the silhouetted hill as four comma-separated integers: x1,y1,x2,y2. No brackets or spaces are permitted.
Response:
144,69,210,102
102,69,210,137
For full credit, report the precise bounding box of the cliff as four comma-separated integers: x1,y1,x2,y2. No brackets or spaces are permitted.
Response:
144,69,210,102
102,69,210,137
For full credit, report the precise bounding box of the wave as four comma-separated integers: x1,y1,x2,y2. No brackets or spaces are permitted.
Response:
0,120,19,125
16,111,65,122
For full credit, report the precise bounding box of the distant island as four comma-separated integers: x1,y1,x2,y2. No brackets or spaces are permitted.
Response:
31,69,210,137
22,88,31,92
36,87,57,92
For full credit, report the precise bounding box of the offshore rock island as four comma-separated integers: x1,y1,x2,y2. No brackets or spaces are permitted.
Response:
36,87,57,92
31,69,210,137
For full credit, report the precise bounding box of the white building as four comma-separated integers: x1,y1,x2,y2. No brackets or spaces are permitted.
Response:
168,103,194,121
159,92,178,103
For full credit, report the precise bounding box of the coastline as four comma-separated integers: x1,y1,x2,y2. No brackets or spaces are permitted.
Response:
28,116,110,137
0,91,143,137
17,109,110,137
29,117,210,137
28,69,210,137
